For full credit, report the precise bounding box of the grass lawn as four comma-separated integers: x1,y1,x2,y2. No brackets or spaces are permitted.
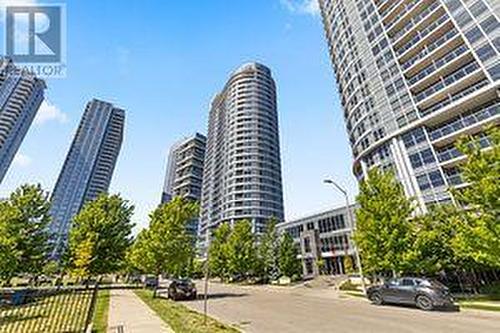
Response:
92,289,110,332
343,291,366,298
134,289,239,333
455,283,500,312
459,302,500,312
0,289,94,332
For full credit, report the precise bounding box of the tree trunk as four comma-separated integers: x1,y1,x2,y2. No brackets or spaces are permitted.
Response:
471,270,480,294
493,270,499,281
456,270,465,294
152,271,160,298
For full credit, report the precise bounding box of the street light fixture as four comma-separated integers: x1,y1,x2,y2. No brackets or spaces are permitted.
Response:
323,179,367,294
203,243,210,325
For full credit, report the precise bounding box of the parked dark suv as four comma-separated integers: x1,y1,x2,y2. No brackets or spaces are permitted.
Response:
367,277,454,310
168,279,197,301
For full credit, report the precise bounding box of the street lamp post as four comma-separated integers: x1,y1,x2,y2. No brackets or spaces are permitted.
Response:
323,179,367,294
203,243,210,325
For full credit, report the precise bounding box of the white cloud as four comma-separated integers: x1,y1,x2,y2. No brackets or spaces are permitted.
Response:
280,0,320,16
13,153,32,168
302,0,320,15
34,100,68,125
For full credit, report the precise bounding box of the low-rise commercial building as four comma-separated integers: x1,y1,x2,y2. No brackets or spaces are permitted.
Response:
277,205,358,279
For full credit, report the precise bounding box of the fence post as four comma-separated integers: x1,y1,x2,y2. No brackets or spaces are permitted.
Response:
84,283,99,332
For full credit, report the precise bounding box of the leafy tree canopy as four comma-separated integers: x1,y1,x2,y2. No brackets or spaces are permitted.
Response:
257,217,280,282
354,169,414,276
127,197,198,278
69,194,135,277
208,222,231,281
226,220,258,280
278,232,302,279
452,126,500,269
9,184,52,275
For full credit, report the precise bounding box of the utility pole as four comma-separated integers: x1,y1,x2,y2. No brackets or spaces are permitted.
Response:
324,179,367,294
203,247,210,325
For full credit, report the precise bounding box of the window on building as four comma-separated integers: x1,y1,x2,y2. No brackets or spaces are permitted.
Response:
402,128,426,148
304,237,312,253
481,15,500,34
476,43,497,62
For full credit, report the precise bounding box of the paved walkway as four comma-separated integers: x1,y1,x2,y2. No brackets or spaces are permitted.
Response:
107,289,174,333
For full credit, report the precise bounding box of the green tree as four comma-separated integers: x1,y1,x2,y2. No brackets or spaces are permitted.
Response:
406,206,459,275
278,233,302,279
126,229,154,275
226,220,257,280
72,235,96,279
42,260,62,278
257,217,280,282
208,222,231,281
354,169,414,277
69,194,135,277
145,197,198,278
9,184,52,276
452,126,500,269
343,256,354,275
0,201,22,284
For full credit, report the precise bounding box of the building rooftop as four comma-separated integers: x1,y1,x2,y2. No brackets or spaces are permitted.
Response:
278,204,358,228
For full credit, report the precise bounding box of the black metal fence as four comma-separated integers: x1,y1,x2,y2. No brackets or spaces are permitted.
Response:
0,285,98,333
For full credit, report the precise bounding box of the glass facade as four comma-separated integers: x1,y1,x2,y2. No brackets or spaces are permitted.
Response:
49,99,125,257
162,133,207,237
0,58,46,184
199,63,284,255
277,205,357,277
319,0,500,210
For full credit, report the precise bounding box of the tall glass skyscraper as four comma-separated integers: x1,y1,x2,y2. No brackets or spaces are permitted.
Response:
319,0,500,211
199,62,284,253
49,99,125,257
0,58,46,184
161,133,206,204
161,133,206,237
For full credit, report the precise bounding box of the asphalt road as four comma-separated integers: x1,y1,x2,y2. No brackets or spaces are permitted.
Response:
180,281,500,333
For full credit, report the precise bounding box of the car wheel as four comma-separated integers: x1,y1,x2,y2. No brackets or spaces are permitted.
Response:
369,292,383,305
416,295,433,311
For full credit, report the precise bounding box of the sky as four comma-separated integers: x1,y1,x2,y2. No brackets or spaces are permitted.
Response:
0,0,358,232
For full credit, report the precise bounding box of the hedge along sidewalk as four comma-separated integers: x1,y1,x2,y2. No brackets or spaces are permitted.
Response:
134,289,240,333
107,288,174,333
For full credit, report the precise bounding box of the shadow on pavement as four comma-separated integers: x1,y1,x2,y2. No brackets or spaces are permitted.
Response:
155,291,248,302
378,303,460,313
201,292,249,301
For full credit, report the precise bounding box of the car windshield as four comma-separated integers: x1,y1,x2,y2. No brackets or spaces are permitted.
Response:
387,279,400,286
417,279,447,289
175,279,192,285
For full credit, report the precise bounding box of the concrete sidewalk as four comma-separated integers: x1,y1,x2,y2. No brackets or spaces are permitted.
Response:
107,289,174,333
